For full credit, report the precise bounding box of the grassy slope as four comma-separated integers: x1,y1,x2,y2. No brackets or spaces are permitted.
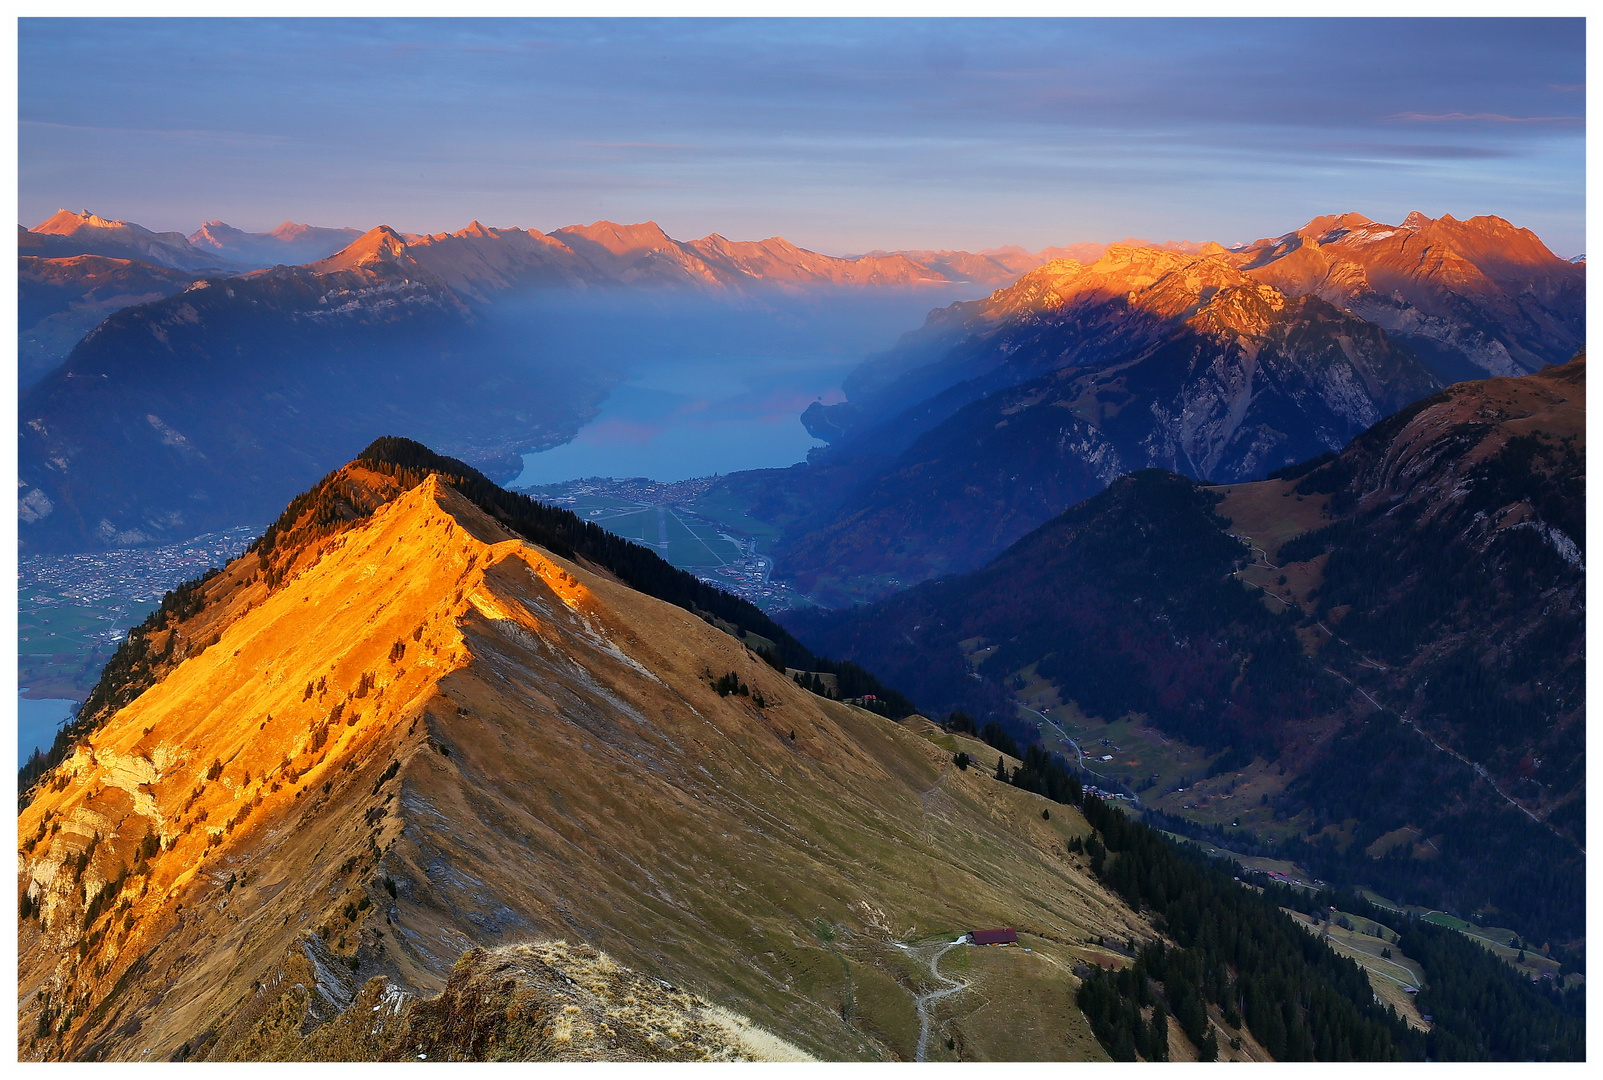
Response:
19,474,1146,1062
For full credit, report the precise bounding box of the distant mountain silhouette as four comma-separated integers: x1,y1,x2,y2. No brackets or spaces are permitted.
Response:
188,219,365,267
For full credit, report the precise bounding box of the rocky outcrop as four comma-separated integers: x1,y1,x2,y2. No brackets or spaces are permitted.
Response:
1231,211,1584,379
767,249,1442,603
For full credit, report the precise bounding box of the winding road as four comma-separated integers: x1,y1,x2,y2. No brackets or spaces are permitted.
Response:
1019,704,1135,799
895,938,970,1062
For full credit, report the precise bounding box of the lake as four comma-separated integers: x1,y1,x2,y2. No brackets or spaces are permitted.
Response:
18,696,77,762
502,285,979,487
514,351,854,485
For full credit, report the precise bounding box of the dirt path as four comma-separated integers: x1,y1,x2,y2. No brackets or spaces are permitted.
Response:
895,938,969,1061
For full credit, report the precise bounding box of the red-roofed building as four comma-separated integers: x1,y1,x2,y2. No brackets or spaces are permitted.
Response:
968,928,1018,946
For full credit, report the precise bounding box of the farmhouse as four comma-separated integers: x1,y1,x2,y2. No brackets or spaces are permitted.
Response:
968,928,1018,946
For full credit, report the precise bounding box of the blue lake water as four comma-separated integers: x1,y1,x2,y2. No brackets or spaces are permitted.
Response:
514,352,853,485
18,696,78,762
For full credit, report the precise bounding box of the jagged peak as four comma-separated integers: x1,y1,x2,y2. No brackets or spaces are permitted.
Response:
310,224,411,271
1091,242,1207,273
188,221,246,244
1400,210,1435,231
268,220,356,241
690,232,811,258
34,208,134,234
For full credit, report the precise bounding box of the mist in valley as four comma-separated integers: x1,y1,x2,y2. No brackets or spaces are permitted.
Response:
487,284,984,485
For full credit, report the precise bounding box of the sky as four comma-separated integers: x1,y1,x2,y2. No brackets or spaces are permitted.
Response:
17,16,1587,256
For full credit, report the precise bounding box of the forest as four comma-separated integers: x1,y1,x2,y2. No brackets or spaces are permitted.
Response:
1074,795,1583,1061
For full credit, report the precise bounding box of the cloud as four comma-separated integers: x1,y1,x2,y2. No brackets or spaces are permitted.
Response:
21,119,290,143
1384,111,1582,125
573,142,707,150
1329,142,1520,161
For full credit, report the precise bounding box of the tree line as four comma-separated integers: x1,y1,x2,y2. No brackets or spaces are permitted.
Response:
1076,794,1418,1061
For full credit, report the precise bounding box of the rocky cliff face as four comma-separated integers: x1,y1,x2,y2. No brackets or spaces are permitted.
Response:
17,447,1145,1062
772,249,1442,603
1231,212,1584,380
826,244,1237,430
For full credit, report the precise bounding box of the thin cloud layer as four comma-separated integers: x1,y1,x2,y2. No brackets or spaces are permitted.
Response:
18,17,1585,255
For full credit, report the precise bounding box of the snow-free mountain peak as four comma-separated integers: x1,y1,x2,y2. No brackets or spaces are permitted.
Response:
33,208,134,235
308,224,412,272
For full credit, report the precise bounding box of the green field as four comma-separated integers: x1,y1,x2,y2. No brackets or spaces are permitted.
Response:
561,496,748,569
1000,657,1311,846
685,486,786,549
1283,908,1429,1029
1355,893,1569,984
18,592,156,699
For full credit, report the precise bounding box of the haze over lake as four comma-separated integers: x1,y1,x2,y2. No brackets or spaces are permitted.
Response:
505,286,981,484
513,350,850,485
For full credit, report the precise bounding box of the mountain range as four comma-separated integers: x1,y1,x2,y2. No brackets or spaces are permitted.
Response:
18,208,1083,294
19,210,250,273
15,210,1196,391
1231,212,1584,381
723,212,1582,603
13,200,1586,1063
16,211,1125,553
187,220,366,267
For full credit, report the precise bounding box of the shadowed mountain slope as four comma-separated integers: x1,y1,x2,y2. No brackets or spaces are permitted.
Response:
15,250,610,552
786,357,1584,945
17,255,198,389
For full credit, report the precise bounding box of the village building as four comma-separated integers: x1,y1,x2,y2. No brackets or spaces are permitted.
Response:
968,928,1018,946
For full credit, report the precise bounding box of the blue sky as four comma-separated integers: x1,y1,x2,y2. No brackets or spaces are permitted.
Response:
18,17,1586,255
